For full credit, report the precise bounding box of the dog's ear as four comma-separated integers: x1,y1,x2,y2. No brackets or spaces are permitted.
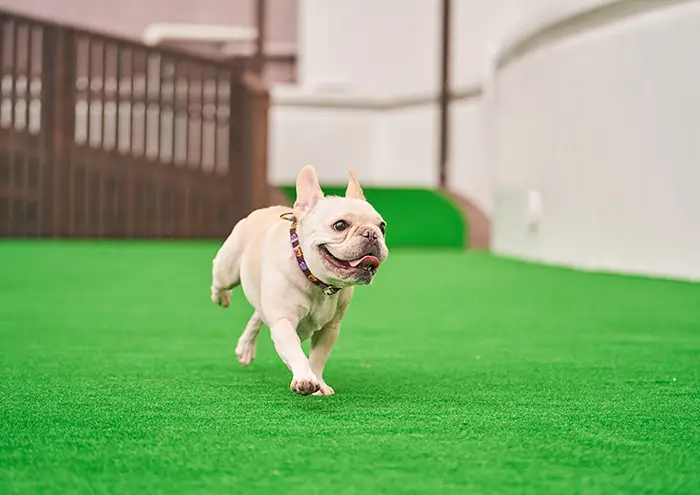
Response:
294,165,324,217
345,169,365,201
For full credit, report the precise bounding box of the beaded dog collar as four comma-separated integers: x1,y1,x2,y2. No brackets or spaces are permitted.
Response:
280,212,342,296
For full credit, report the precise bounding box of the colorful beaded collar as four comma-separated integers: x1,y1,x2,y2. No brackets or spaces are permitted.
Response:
281,212,342,296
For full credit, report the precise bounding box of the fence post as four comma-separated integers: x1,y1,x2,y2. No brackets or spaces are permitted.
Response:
241,72,269,211
41,26,76,237
228,62,248,221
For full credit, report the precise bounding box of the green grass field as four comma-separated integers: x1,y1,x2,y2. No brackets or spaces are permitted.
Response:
1,242,699,494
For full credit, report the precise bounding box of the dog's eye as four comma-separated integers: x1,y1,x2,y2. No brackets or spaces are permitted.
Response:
333,220,349,231
379,222,386,235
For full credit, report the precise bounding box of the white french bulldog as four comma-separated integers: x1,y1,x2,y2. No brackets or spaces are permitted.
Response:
210,166,388,396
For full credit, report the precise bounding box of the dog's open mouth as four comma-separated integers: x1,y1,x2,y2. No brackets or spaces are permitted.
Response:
319,245,380,273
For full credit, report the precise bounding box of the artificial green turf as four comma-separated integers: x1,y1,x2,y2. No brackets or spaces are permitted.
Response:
1,242,699,494
279,186,467,248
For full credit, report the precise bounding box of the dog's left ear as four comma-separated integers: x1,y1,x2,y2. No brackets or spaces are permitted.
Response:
345,169,365,201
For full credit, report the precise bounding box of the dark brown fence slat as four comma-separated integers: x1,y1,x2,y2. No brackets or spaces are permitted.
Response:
183,62,192,237
213,68,220,174
125,47,135,236
0,16,7,235
97,39,107,237
129,49,137,157
228,67,245,221
168,57,178,236
19,24,30,236
31,24,45,236
84,36,92,236
199,66,206,173
155,53,165,237
8,19,17,235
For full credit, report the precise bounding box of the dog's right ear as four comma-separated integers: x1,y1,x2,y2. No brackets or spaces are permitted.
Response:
294,165,324,218
345,169,365,201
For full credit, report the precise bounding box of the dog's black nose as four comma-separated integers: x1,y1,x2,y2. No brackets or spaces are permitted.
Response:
361,229,378,241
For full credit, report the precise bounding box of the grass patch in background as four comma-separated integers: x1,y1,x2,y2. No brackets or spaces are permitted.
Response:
279,186,467,248
1,241,699,494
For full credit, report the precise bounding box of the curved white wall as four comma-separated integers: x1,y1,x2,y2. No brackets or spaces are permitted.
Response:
448,0,618,214
489,0,700,279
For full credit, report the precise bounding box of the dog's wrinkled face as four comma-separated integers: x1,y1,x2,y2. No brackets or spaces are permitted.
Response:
300,197,388,286
293,167,388,287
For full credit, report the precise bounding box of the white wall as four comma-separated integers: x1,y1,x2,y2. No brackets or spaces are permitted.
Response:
447,0,619,214
269,0,441,186
448,99,489,211
491,0,700,280
297,0,439,97
269,101,378,185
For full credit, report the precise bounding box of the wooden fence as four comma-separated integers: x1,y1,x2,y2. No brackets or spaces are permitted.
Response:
0,10,269,238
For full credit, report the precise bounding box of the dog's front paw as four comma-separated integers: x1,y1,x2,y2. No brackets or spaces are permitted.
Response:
290,375,321,395
211,287,231,308
313,383,335,396
235,340,256,367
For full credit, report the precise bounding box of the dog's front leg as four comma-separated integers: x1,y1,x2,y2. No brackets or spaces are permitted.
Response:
309,323,340,396
270,319,320,395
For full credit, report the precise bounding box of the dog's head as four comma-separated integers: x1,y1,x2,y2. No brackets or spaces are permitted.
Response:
292,166,388,287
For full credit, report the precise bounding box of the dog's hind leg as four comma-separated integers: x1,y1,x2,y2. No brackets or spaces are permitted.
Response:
235,311,263,366
211,219,246,307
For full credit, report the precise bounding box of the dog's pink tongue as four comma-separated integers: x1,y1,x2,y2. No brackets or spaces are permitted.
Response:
348,255,380,270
